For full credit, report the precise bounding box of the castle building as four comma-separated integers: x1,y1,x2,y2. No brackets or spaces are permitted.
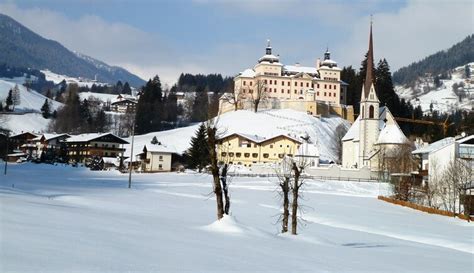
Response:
222,41,353,119
341,23,409,170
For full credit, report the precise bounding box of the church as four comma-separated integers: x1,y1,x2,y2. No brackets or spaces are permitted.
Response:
341,23,409,170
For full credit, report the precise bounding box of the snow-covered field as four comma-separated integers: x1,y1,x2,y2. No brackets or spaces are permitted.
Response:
1,163,472,272
127,109,349,163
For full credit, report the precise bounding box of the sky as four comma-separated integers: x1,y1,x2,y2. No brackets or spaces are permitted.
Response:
0,0,473,86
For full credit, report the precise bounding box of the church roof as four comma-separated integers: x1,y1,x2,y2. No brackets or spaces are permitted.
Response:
341,116,361,142
376,124,409,145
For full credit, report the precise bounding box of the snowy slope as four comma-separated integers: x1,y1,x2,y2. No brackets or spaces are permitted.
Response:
0,79,62,112
1,163,472,272
396,63,473,113
125,109,350,162
0,78,62,133
41,69,110,88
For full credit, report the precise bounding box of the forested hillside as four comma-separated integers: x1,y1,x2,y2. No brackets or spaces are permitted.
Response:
393,35,474,86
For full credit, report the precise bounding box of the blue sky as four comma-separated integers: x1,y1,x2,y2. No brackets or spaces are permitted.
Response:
1,0,473,86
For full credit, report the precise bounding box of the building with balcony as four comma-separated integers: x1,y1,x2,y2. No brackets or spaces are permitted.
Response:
64,133,128,163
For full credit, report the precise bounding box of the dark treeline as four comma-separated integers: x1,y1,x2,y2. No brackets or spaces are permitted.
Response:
77,80,132,95
392,35,474,86
176,73,233,92
341,54,474,142
0,63,55,93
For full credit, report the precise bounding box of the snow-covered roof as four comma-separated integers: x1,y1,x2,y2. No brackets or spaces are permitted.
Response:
456,134,474,144
296,143,320,157
65,133,128,144
412,137,455,155
342,116,360,142
143,144,175,154
239,69,256,78
376,124,409,145
219,132,302,144
258,54,280,63
41,133,70,141
283,65,318,75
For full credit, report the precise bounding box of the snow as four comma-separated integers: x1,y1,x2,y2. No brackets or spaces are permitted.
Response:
0,113,51,134
284,65,318,75
377,124,409,145
1,163,473,272
65,133,128,143
0,79,62,113
125,109,349,162
41,69,109,87
341,116,360,141
395,64,473,113
412,137,454,155
239,68,256,78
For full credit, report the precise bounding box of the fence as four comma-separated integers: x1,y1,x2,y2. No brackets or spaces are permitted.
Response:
378,196,474,221
229,172,378,183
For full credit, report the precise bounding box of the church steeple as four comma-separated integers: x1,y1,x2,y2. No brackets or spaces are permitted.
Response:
363,19,374,100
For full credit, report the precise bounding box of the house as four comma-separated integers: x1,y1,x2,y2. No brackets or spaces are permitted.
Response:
412,134,474,186
64,133,129,163
217,133,302,167
111,98,137,113
341,23,409,171
138,144,174,172
295,142,320,167
9,132,39,152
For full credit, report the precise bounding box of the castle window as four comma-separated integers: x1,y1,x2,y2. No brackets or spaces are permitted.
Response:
252,153,258,158
295,82,297,86
282,81,284,86
324,84,327,89
317,92,320,96
334,93,336,97
300,82,303,87
288,81,290,86
317,83,320,88
264,80,267,84
281,89,284,93
369,105,374,119
243,81,246,86
270,80,273,84
236,153,241,158
244,153,250,158
306,83,309,87
294,90,297,94
250,82,253,86
324,92,327,96
263,153,269,158
287,90,290,94
334,85,337,89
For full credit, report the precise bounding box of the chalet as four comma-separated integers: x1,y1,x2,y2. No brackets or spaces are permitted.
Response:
217,133,302,167
65,133,128,163
9,132,39,152
138,144,174,172
111,98,137,113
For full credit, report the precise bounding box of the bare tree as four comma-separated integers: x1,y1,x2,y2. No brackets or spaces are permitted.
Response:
206,116,231,220
11,85,20,111
437,158,472,215
275,157,293,233
221,86,243,112
332,123,348,164
250,80,267,113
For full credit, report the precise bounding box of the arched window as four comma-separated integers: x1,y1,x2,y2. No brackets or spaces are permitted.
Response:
369,105,374,119
361,106,364,118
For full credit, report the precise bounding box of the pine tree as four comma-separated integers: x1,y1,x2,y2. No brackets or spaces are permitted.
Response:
151,136,159,145
6,90,13,111
375,59,401,117
191,85,209,122
12,84,20,109
94,109,108,133
0,102,3,112
135,75,164,134
41,99,51,118
123,82,132,94
187,123,209,172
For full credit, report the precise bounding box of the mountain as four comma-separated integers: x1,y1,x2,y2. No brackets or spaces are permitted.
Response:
393,35,474,113
393,35,474,86
0,13,145,87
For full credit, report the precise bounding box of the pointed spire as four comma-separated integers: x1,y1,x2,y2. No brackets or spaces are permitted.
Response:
364,18,374,99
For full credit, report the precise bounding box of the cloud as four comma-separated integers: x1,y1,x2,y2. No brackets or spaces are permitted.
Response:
0,2,191,85
336,0,474,71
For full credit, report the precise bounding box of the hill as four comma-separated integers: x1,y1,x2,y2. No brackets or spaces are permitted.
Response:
0,13,145,87
125,109,350,162
393,35,474,86
0,77,63,133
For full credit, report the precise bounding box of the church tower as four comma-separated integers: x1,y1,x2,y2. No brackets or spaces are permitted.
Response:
358,21,380,167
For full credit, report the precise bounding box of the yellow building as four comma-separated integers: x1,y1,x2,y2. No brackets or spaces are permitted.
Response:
217,133,302,167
